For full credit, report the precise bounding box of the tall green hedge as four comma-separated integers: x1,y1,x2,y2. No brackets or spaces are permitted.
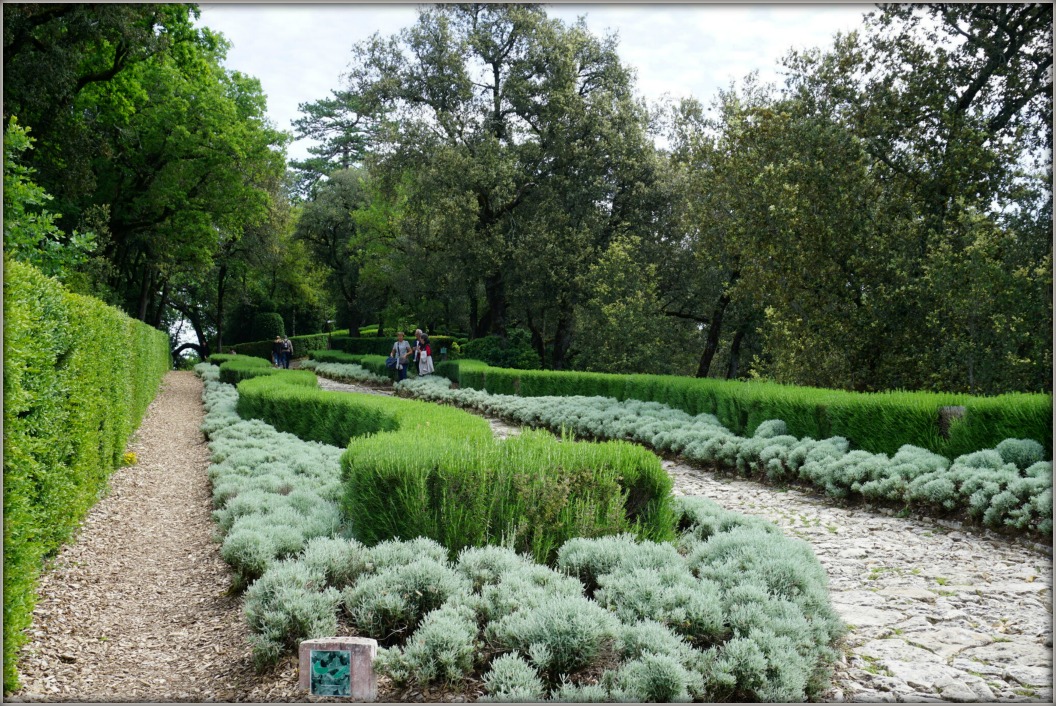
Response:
3,259,170,693
440,360,1052,459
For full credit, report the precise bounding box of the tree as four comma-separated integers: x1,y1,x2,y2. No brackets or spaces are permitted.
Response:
293,168,399,335
289,89,378,198
778,3,1052,392
346,3,656,368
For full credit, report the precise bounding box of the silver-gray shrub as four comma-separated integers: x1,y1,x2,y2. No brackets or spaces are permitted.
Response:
301,358,391,385
342,558,471,644
455,545,537,593
195,366,346,586
594,567,724,647
608,651,704,703
484,593,619,683
480,653,546,703
556,533,683,595
399,377,1051,534
242,558,341,668
376,602,479,687
996,438,1047,470
299,536,371,589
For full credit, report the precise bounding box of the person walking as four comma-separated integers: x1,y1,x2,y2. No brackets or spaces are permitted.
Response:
391,331,412,382
271,335,284,367
417,334,434,376
282,336,293,369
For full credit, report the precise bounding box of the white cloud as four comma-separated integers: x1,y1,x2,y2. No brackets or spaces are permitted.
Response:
196,3,872,161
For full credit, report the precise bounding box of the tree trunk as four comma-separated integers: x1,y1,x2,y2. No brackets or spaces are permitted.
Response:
526,312,547,368
551,316,574,371
726,327,746,379
215,263,227,353
136,266,154,322
696,291,732,378
150,277,169,329
484,272,507,337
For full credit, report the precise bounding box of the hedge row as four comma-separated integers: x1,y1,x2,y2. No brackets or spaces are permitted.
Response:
436,360,1052,459
233,373,675,563
227,332,336,361
3,259,171,693
399,377,1053,537
330,334,463,359
308,349,396,381
194,367,845,700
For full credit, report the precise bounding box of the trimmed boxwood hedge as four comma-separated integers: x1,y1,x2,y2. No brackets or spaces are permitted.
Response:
233,373,676,562
228,332,333,360
330,334,462,359
438,360,1052,459
3,258,171,693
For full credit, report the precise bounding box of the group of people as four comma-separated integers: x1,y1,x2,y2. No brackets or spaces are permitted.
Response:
390,328,434,381
272,335,294,368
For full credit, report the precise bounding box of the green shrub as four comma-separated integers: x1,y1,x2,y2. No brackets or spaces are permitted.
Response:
342,427,676,564
252,311,285,340
996,438,1047,470
462,330,541,371
609,652,704,703
3,258,170,693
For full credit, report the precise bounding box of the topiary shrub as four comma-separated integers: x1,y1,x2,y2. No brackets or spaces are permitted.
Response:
252,311,285,340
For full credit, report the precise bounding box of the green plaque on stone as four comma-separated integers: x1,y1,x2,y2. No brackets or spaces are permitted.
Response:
310,649,351,697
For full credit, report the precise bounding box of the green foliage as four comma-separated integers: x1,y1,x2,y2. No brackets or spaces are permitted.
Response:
219,360,314,387
3,118,96,279
3,259,170,693
401,376,1052,536
417,359,1052,459
462,331,541,371
252,312,286,340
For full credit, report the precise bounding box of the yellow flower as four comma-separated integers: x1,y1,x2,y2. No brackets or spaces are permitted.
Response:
122,451,138,466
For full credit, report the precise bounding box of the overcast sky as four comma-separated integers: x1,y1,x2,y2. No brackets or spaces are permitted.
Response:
196,2,874,161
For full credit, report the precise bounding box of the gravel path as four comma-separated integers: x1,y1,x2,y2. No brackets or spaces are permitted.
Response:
11,370,1052,703
9,372,317,703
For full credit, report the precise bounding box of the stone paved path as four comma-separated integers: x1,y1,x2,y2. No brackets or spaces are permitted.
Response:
319,374,1054,703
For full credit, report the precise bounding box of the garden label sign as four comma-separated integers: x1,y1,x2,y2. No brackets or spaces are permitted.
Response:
298,637,377,700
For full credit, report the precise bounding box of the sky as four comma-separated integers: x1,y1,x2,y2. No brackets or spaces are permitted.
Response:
196,2,874,162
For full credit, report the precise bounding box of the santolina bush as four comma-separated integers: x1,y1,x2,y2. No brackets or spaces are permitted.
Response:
4,259,170,692
398,377,1052,536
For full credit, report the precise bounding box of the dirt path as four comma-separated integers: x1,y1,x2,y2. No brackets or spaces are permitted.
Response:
9,372,301,703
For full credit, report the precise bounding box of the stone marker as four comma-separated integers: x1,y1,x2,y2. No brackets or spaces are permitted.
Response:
299,637,377,700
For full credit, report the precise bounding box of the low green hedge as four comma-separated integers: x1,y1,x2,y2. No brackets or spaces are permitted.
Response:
215,355,316,387
401,377,1052,537
331,334,462,359
439,361,1052,459
309,350,394,381
233,374,675,563
3,259,170,693
228,332,334,360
